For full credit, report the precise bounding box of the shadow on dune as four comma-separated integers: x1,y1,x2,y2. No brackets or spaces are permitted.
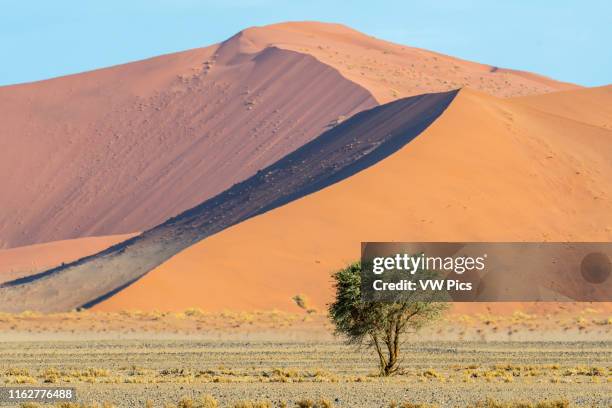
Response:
0,90,457,312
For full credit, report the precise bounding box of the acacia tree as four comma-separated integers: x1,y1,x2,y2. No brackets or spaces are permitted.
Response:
329,262,448,376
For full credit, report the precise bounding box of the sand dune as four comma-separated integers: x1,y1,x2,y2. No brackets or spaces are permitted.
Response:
0,28,375,248
0,233,136,284
0,91,456,312
237,22,579,102
93,86,612,312
0,22,579,249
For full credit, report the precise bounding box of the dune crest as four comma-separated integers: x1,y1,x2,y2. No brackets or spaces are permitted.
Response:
513,84,612,128
238,21,580,102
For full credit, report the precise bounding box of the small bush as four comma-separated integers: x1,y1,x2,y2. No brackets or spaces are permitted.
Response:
231,401,271,408
292,294,309,310
468,399,570,408
295,399,334,408
389,402,438,408
177,395,218,408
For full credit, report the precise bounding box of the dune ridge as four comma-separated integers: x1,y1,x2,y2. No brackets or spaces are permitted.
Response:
237,22,580,102
514,84,612,128
93,86,612,312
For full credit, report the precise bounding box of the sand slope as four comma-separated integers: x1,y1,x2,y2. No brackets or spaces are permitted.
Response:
94,87,612,312
514,84,612,128
0,31,375,248
238,22,579,102
0,92,456,312
0,233,136,284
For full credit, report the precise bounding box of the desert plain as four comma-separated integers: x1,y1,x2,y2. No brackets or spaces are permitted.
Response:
0,305,610,408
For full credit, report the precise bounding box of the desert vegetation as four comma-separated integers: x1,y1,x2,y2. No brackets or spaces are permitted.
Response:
329,262,448,375
3,362,609,386
0,338,608,407
0,303,609,407
0,305,608,337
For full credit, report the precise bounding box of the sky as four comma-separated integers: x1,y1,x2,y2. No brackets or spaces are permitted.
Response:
1,1,610,87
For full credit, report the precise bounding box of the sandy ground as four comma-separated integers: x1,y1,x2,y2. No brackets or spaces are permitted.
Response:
0,308,610,407
0,305,610,340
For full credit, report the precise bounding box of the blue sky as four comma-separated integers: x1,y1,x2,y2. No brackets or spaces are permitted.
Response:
1,1,610,87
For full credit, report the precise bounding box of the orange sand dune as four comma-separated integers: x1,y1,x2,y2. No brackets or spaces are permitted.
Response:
1,22,578,249
238,22,579,102
0,233,136,284
514,84,612,128
95,87,612,312
0,28,375,248
0,91,457,313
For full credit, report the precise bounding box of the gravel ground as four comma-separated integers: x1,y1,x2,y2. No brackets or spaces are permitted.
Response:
0,338,610,407
51,381,610,408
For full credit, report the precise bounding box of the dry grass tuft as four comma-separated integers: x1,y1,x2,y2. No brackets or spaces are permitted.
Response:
295,399,334,408
468,398,570,408
20,403,117,408
174,395,218,408
389,402,438,408
230,401,271,408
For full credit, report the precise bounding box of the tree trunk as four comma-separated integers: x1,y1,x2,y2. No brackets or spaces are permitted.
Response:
371,334,388,376
383,345,399,375
383,320,401,376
